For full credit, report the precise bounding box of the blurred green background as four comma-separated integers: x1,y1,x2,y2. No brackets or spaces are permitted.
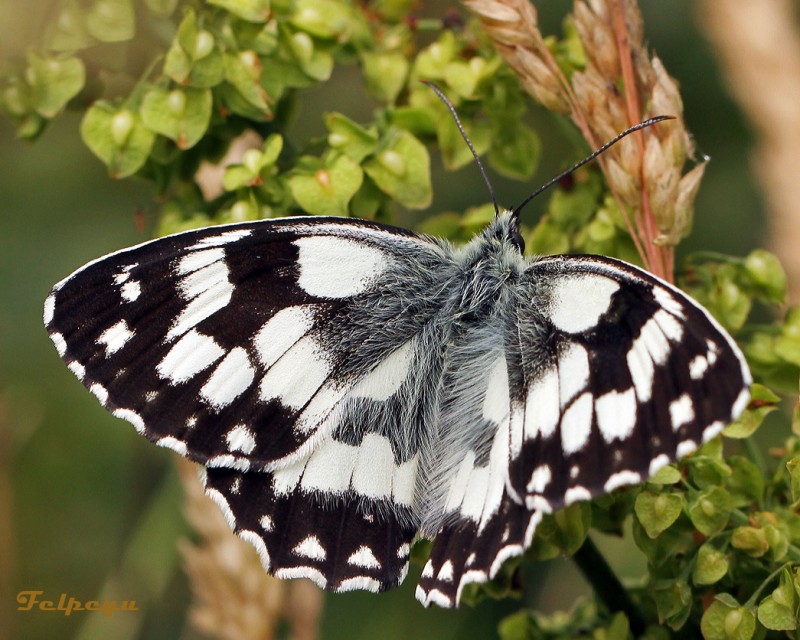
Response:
1,1,768,639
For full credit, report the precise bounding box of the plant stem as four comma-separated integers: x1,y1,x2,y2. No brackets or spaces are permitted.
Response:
572,536,647,636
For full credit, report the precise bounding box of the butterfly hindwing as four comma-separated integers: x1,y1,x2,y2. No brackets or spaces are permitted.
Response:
45,217,449,469
204,462,417,593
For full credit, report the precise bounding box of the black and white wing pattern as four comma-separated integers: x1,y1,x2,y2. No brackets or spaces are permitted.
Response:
45,211,751,607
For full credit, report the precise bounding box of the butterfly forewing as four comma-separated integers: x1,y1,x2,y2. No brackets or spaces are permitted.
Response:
45,217,448,470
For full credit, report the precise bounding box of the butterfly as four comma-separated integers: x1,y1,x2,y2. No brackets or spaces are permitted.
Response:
44,201,751,607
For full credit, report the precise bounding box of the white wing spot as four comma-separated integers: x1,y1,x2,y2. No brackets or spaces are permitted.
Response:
351,433,395,500
51,332,67,356
225,424,257,454
259,515,274,532
189,229,252,249
175,248,225,275
437,560,454,582
97,319,134,356
157,329,225,384
421,560,434,578
676,440,698,458
120,280,141,302
68,361,86,381
254,305,317,368
604,470,641,492
200,347,255,409
205,488,236,529
482,354,509,424
627,340,655,402
649,454,671,476
157,436,187,456
564,485,592,505
351,340,414,401
347,546,381,570
689,354,709,379
669,394,695,430
239,530,271,570
293,536,326,561
43,294,55,325
639,316,670,365
337,576,381,593
550,274,619,333
560,392,594,455
557,343,590,408
653,287,686,319
259,335,331,411
654,309,684,342
112,409,145,434
276,567,327,589
524,367,559,440
595,388,637,442
703,421,725,442
294,235,390,298
397,543,410,559
526,464,552,494
732,388,750,418
89,383,108,404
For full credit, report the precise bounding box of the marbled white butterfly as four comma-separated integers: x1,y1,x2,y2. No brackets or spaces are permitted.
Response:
44,114,751,608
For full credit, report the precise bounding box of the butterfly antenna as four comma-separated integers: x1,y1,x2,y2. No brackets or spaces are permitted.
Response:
424,81,500,217
510,115,675,222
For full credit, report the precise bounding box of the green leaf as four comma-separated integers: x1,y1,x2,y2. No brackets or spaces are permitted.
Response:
86,0,135,42
140,86,212,149
530,502,590,560
730,526,769,557
222,134,283,191
652,578,692,629
692,543,729,585
687,486,732,536
49,0,92,51
208,0,270,23
701,597,756,640
744,249,787,304
634,490,684,538
223,51,270,111
164,10,225,88
363,129,431,209
27,53,85,118
488,122,539,181
288,154,363,216
648,464,682,485
290,0,365,40
497,610,538,640
362,52,409,104
727,455,764,505
81,103,155,177
145,0,178,16
324,112,378,163
759,568,800,630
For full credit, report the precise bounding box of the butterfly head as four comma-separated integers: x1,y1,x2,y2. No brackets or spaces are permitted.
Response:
483,209,526,255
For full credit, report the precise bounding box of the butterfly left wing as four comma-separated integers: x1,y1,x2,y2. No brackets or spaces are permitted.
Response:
44,216,450,469
417,253,751,607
